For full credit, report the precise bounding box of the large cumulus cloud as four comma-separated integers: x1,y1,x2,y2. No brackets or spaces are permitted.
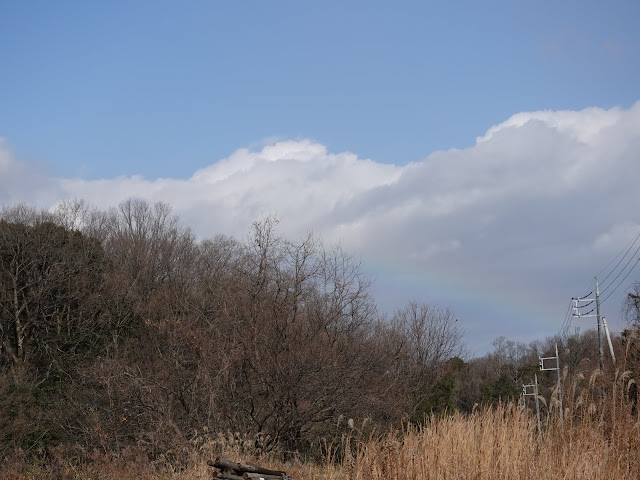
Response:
2,102,640,351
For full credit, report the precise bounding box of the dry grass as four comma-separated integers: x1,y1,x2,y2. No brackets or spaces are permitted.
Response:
339,403,639,480
2,374,639,480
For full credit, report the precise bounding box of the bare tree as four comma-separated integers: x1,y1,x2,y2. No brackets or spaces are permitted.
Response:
0,205,108,381
624,282,640,327
393,301,464,371
213,218,384,452
391,301,465,420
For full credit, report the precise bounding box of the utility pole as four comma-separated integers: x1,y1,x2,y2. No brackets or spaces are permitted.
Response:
602,317,616,367
595,277,604,377
522,375,541,434
539,343,563,422
572,277,604,377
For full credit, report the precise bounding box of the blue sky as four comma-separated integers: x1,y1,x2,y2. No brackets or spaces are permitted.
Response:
2,1,638,178
1,1,640,354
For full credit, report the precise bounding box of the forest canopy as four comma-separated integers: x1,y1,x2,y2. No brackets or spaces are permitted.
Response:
0,199,636,463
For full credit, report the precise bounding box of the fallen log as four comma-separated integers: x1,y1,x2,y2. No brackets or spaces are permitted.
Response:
212,456,287,476
213,472,244,480
208,456,292,480
243,473,288,480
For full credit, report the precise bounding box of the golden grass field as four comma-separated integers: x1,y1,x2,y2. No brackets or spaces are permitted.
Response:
3,406,639,479
3,370,639,479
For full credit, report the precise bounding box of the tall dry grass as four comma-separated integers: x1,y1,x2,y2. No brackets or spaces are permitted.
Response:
334,404,639,480
333,364,640,480
2,368,639,479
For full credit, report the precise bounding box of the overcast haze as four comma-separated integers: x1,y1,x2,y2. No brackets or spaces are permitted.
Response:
1,1,640,354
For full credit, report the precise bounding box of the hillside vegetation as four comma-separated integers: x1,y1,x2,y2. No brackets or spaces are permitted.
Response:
1,200,638,479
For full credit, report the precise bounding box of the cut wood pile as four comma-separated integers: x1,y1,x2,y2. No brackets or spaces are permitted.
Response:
208,456,294,480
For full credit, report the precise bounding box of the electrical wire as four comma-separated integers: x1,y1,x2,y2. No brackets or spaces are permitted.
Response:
598,229,640,289
600,255,640,306
565,229,640,338
561,302,571,328
576,300,594,309
559,300,575,338
574,290,593,301
600,241,640,296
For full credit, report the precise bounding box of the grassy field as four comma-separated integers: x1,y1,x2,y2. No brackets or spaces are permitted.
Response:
3,372,639,479
3,407,639,479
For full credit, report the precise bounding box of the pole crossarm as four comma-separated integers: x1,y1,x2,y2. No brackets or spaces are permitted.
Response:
538,343,563,421
571,277,604,377
572,297,597,317
521,374,542,434
539,356,559,371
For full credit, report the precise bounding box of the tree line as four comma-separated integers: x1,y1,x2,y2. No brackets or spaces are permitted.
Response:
0,199,637,462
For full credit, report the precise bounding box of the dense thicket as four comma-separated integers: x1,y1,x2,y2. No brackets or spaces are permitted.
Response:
0,200,637,464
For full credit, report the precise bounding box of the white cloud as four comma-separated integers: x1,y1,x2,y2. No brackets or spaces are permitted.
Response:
0,139,66,206
476,106,622,145
55,139,403,240
2,101,640,351
594,223,640,252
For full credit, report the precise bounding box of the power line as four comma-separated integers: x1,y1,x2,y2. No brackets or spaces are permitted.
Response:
575,289,593,301
599,230,640,289
600,241,640,297
559,300,574,338
601,256,640,306
564,229,640,341
573,299,594,309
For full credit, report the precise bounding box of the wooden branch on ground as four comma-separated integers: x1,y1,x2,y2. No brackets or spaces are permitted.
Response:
208,456,293,480
243,474,289,480
214,472,244,480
